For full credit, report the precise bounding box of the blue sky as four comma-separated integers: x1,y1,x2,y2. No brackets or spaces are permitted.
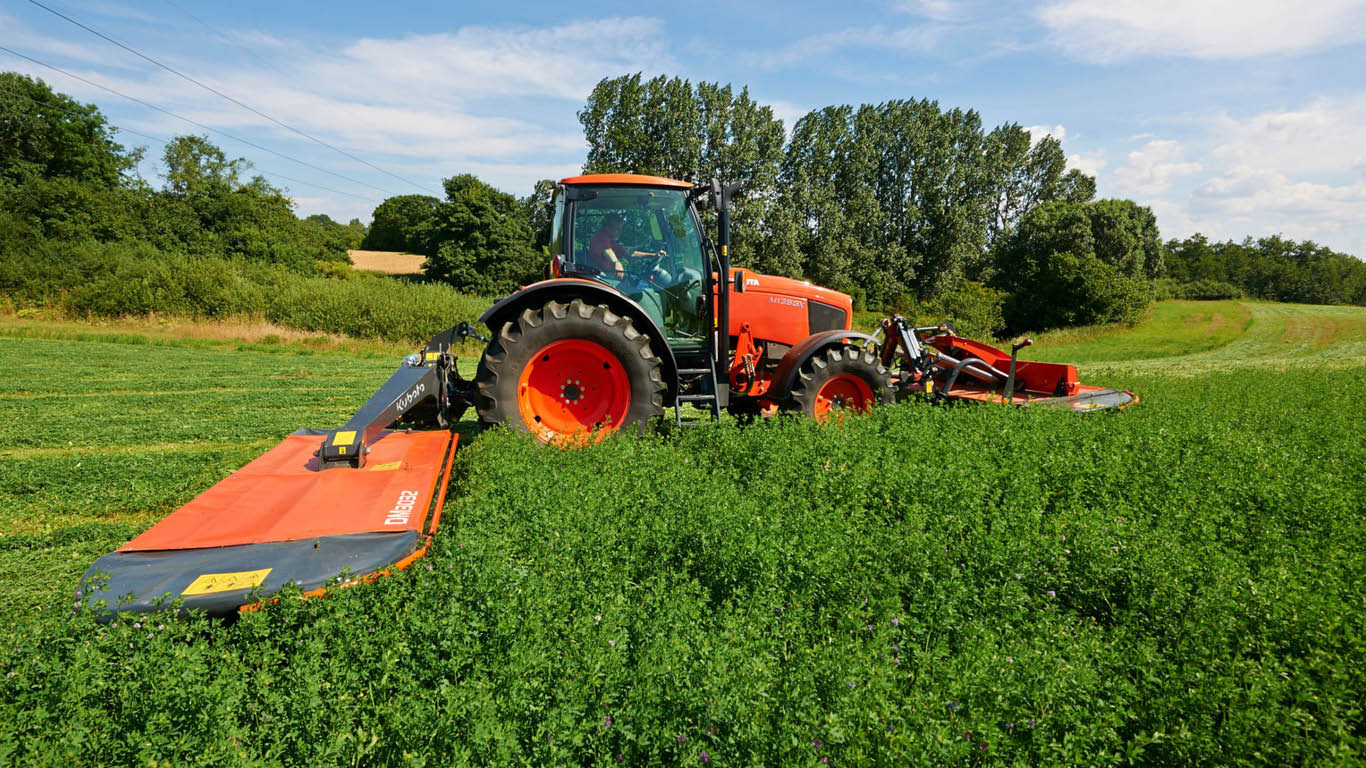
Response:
4,0,1365,255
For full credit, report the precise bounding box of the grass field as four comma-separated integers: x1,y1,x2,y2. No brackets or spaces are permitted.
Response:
1,300,1363,765
347,249,426,275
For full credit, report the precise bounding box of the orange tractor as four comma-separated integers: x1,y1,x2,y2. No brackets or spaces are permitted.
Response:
79,174,1134,618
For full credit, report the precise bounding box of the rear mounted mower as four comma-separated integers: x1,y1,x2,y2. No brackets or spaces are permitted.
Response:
78,173,1134,619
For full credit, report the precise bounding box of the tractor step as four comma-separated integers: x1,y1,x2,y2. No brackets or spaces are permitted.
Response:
673,361,722,426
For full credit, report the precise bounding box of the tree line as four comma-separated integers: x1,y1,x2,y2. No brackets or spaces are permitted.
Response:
5,68,1363,338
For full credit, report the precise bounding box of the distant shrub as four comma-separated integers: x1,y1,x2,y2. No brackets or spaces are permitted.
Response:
928,280,1006,339
994,199,1162,331
265,273,489,343
1155,278,1244,301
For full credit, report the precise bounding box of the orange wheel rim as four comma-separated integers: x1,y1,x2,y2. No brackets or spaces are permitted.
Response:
517,339,631,443
814,374,874,420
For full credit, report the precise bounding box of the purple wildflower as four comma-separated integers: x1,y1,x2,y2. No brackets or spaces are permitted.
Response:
1006,723,1015,731
1006,656,1014,663
701,753,709,762
1027,718,1036,727
679,734,687,744
964,731,972,741
848,681,855,688
979,741,989,750
604,716,612,728
891,618,900,627
947,701,959,712
866,624,873,631
1048,590,1056,598
813,739,822,748
608,640,615,647
821,757,829,764
616,754,623,762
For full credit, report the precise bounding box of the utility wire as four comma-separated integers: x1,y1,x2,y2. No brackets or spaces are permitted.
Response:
159,0,297,84
0,82,380,202
27,0,442,196
0,44,392,198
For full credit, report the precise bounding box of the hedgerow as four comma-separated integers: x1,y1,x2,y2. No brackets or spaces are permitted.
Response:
0,241,489,344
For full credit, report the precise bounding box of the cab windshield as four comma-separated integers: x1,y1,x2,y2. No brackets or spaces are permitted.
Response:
568,186,707,345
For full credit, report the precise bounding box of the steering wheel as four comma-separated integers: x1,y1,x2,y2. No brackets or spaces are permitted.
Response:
624,245,666,275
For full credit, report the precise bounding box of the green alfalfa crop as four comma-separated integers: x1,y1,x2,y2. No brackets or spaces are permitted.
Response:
0,335,1364,765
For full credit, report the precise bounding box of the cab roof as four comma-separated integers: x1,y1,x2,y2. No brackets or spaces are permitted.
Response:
560,173,693,189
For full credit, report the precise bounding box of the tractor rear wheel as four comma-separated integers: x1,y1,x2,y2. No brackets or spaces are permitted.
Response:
785,345,894,421
475,299,666,443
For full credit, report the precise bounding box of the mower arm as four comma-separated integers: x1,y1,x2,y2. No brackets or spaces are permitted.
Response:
319,323,486,469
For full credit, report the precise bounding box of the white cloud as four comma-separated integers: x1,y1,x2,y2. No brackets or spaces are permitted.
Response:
890,0,960,21
1038,0,1366,61
1026,123,1066,144
1208,95,1366,176
1112,139,1201,196
746,25,944,71
3,15,679,213
1100,95,1366,254
1067,149,1106,177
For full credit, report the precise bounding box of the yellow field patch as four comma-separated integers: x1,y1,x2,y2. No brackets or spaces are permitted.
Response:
347,250,426,275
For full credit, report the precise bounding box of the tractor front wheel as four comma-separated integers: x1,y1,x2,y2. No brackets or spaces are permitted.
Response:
475,299,666,443
785,345,894,421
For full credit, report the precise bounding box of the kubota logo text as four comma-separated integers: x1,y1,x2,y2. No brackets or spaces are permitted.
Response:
385,490,420,526
396,383,426,412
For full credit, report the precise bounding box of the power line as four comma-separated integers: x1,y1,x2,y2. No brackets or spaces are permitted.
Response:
0,44,394,198
159,0,297,84
0,82,381,202
27,0,442,196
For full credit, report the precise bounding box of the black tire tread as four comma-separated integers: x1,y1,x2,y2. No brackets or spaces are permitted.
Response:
785,345,894,417
474,299,666,439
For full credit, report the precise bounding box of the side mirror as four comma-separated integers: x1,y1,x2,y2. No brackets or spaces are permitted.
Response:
733,270,745,293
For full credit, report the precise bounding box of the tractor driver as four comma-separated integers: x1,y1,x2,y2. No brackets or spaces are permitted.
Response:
587,214,667,280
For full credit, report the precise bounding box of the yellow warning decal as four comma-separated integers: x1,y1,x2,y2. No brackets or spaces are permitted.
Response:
369,461,403,472
424,351,440,361
182,568,271,596
332,430,356,445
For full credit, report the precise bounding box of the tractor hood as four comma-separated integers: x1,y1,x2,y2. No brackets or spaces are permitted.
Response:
734,269,853,310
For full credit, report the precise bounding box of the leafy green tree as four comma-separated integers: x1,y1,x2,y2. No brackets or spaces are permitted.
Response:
994,199,1162,331
579,74,786,274
423,174,540,295
0,72,140,189
520,179,556,251
362,194,442,252
160,135,253,198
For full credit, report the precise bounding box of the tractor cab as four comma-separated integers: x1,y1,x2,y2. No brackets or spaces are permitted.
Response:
549,175,710,349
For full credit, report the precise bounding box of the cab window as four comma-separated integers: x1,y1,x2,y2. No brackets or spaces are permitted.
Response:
569,187,707,346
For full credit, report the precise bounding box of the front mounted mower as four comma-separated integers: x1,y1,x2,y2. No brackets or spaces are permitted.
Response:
79,173,1134,619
